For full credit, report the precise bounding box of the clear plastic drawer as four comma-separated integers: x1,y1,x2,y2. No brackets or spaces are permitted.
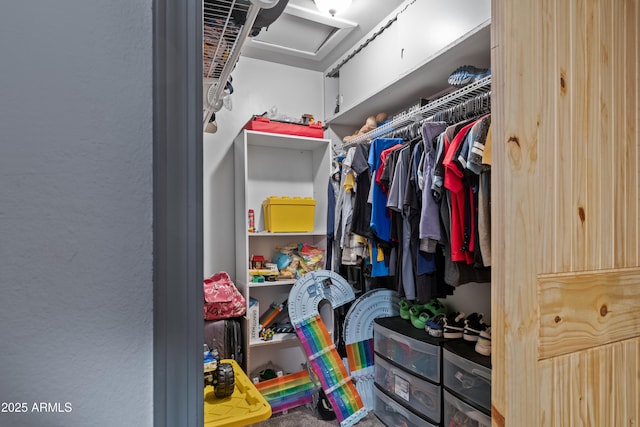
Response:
374,322,441,383
374,385,438,427
374,356,441,423
443,346,491,412
443,389,491,427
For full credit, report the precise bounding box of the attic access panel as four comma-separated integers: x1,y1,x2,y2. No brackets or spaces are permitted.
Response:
246,4,356,60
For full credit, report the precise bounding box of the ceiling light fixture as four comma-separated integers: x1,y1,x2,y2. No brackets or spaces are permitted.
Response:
314,0,352,16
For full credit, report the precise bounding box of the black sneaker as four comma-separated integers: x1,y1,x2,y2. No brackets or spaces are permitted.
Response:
443,312,466,339
463,313,488,342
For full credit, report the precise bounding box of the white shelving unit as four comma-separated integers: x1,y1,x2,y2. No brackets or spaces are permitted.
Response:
234,129,331,375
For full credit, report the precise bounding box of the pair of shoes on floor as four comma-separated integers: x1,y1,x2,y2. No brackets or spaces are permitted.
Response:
448,65,491,87
409,299,446,329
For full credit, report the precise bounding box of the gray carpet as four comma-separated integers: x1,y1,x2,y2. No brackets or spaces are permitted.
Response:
252,405,385,427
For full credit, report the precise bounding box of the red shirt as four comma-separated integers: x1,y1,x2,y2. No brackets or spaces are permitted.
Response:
443,120,477,264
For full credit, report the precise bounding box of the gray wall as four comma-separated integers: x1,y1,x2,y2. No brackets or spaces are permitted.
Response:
0,2,153,426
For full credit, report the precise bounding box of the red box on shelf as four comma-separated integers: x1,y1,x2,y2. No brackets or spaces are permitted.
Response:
244,116,324,138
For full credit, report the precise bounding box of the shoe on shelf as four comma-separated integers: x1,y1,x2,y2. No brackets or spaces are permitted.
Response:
475,327,491,356
409,303,427,326
399,298,413,320
448,65,491,87
443,312,466,339
425,313,446,337
426,298,447,317
411,309,432,329
463,312,488,342
409,299,447,329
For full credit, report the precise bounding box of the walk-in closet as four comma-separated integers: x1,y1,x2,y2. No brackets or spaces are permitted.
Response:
3,0,639,426
201,0,640,426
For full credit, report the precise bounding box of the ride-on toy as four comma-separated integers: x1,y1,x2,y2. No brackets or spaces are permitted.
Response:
204,344,235,398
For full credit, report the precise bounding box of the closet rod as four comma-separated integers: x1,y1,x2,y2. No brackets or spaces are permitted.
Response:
344,75,492,147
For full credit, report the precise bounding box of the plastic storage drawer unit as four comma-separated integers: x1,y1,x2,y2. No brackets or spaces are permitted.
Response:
443,390,491,427
374,385,438,427
374,319,441,383
443,346,491,412
374,356,441,423
262,196,316,232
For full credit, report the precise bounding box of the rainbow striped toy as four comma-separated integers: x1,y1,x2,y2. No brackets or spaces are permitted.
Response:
295,315,365,426
288,270,366,427
343,289,399,411
254,370,314,414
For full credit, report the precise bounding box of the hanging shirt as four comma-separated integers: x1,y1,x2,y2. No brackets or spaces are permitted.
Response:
368,138,403,242
418,121,448,251
482,122,493,166
443,120,476,264
467,115,491,175
350,143,372,239
386,145,415,299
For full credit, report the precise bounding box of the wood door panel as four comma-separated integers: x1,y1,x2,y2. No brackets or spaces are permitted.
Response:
539,338,640,426
494,0,640,425
538,268,640,359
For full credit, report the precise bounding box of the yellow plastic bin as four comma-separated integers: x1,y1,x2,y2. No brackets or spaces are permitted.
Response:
262,196,316,232
204,359,272,427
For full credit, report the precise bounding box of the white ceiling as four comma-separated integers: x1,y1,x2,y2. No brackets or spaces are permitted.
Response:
240,0,405,72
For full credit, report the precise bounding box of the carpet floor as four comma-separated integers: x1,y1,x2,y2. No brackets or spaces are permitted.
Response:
252,405,385,427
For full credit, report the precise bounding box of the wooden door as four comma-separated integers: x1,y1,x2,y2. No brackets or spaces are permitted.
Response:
492,0,640,425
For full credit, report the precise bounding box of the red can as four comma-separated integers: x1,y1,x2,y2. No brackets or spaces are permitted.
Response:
248,209,255,232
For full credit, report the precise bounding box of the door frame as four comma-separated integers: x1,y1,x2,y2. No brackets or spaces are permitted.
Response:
153,0,204,426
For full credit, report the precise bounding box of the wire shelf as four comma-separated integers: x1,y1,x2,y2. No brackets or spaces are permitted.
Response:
203,0,249,81
344,76,492,147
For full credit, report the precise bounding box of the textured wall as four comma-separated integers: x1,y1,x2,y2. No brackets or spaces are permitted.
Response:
0,1,153,426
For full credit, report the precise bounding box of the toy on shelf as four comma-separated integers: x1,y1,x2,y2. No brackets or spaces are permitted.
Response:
342,112,388,144
249,256,277,274
260,327,275,341
257,300,294,341
274,243,325,279
250,255,265,269
248,244,325,283
248,260,279,282
259,300,286,330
